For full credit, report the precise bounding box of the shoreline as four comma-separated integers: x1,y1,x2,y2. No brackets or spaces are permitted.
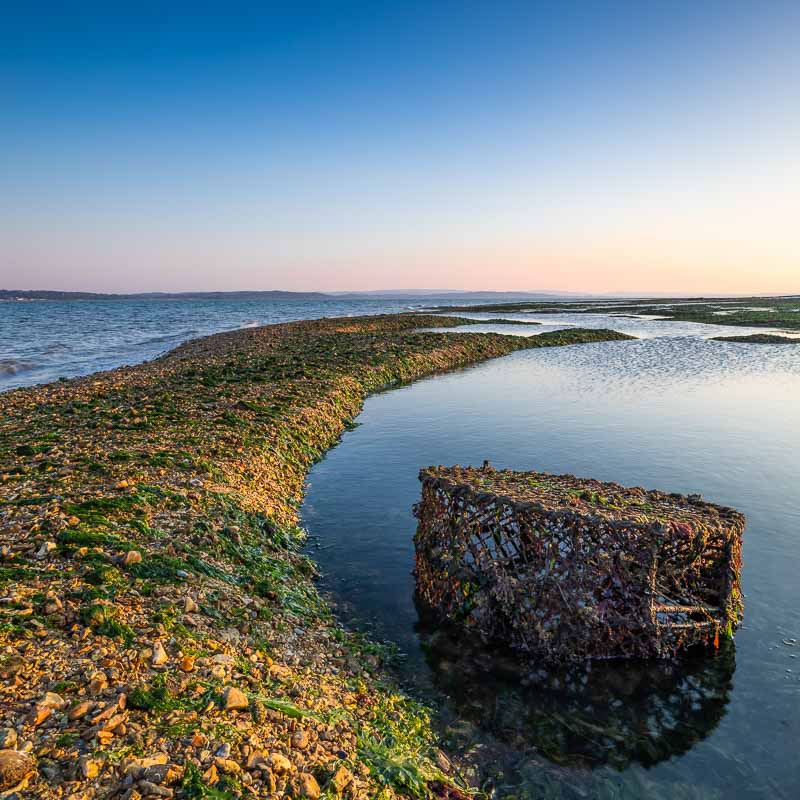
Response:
0,314,632,798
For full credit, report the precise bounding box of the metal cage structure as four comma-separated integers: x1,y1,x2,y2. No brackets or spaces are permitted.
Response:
413,465,744,661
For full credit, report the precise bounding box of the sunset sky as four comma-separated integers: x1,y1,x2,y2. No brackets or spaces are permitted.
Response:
2,2,798,294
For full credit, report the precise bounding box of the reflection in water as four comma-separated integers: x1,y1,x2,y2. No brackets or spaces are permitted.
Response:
420,625,733,774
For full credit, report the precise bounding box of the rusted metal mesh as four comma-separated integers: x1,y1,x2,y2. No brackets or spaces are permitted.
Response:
413,465,744,661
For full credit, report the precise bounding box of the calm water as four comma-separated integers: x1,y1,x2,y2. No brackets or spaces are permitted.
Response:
301,313,800,799
0,296,461,391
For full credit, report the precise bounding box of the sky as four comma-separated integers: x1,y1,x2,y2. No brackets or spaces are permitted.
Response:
1,1,798,294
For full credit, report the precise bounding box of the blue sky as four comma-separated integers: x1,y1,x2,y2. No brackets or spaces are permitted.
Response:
2,2,798,293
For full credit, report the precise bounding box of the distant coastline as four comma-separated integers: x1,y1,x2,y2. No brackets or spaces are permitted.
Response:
3,288,795,304
0,288,584,302
0,289,331,302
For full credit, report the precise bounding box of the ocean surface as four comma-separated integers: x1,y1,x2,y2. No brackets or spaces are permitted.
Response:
301,311,800,799
0,296,458,391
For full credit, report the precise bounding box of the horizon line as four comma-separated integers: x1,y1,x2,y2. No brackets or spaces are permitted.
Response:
2,287,800,299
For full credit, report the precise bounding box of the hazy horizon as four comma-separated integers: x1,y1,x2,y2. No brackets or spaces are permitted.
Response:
2,286,800,299
2,2,798,294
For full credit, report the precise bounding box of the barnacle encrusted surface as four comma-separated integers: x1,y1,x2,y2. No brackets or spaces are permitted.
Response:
414,465,744,661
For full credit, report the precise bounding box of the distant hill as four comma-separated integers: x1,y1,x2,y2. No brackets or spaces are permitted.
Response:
1,288,590,303
330,290,588,300
0,290,332,301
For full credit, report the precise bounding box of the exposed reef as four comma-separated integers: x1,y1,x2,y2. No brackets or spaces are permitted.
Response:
711,333,800,344
433,295,800,331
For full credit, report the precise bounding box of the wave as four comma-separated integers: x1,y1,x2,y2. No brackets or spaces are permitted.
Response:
137,329,200,346
240,320,260,328
0,358,37,376
41,342,71,354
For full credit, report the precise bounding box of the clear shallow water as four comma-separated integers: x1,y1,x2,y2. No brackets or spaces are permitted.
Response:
301,315,800,799
0,296,459,391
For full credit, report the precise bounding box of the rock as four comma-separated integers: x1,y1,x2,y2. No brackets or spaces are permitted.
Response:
40,691,66,710
269,663,293,682
29,705,51,727
268,753,292,774
297,772,321,799
175,570,189,580
80,756,102,779
214,757,240,774
101,712,127,733
183,596,198,613
190,732,207,748
121,550,143,566
88,672,108,694
291,729,310,750
202,763,219,785
221,686,248,711
137,779,173,797
180,655,195,673
151,641,168,667
0,750,34,790
35,541,56,559
141,764,176,785
0,729,17,750
215,743,230,759
122,754,169,776
69,701,94,721
245,751,268,771
93,702,122,724
330,765,353,793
